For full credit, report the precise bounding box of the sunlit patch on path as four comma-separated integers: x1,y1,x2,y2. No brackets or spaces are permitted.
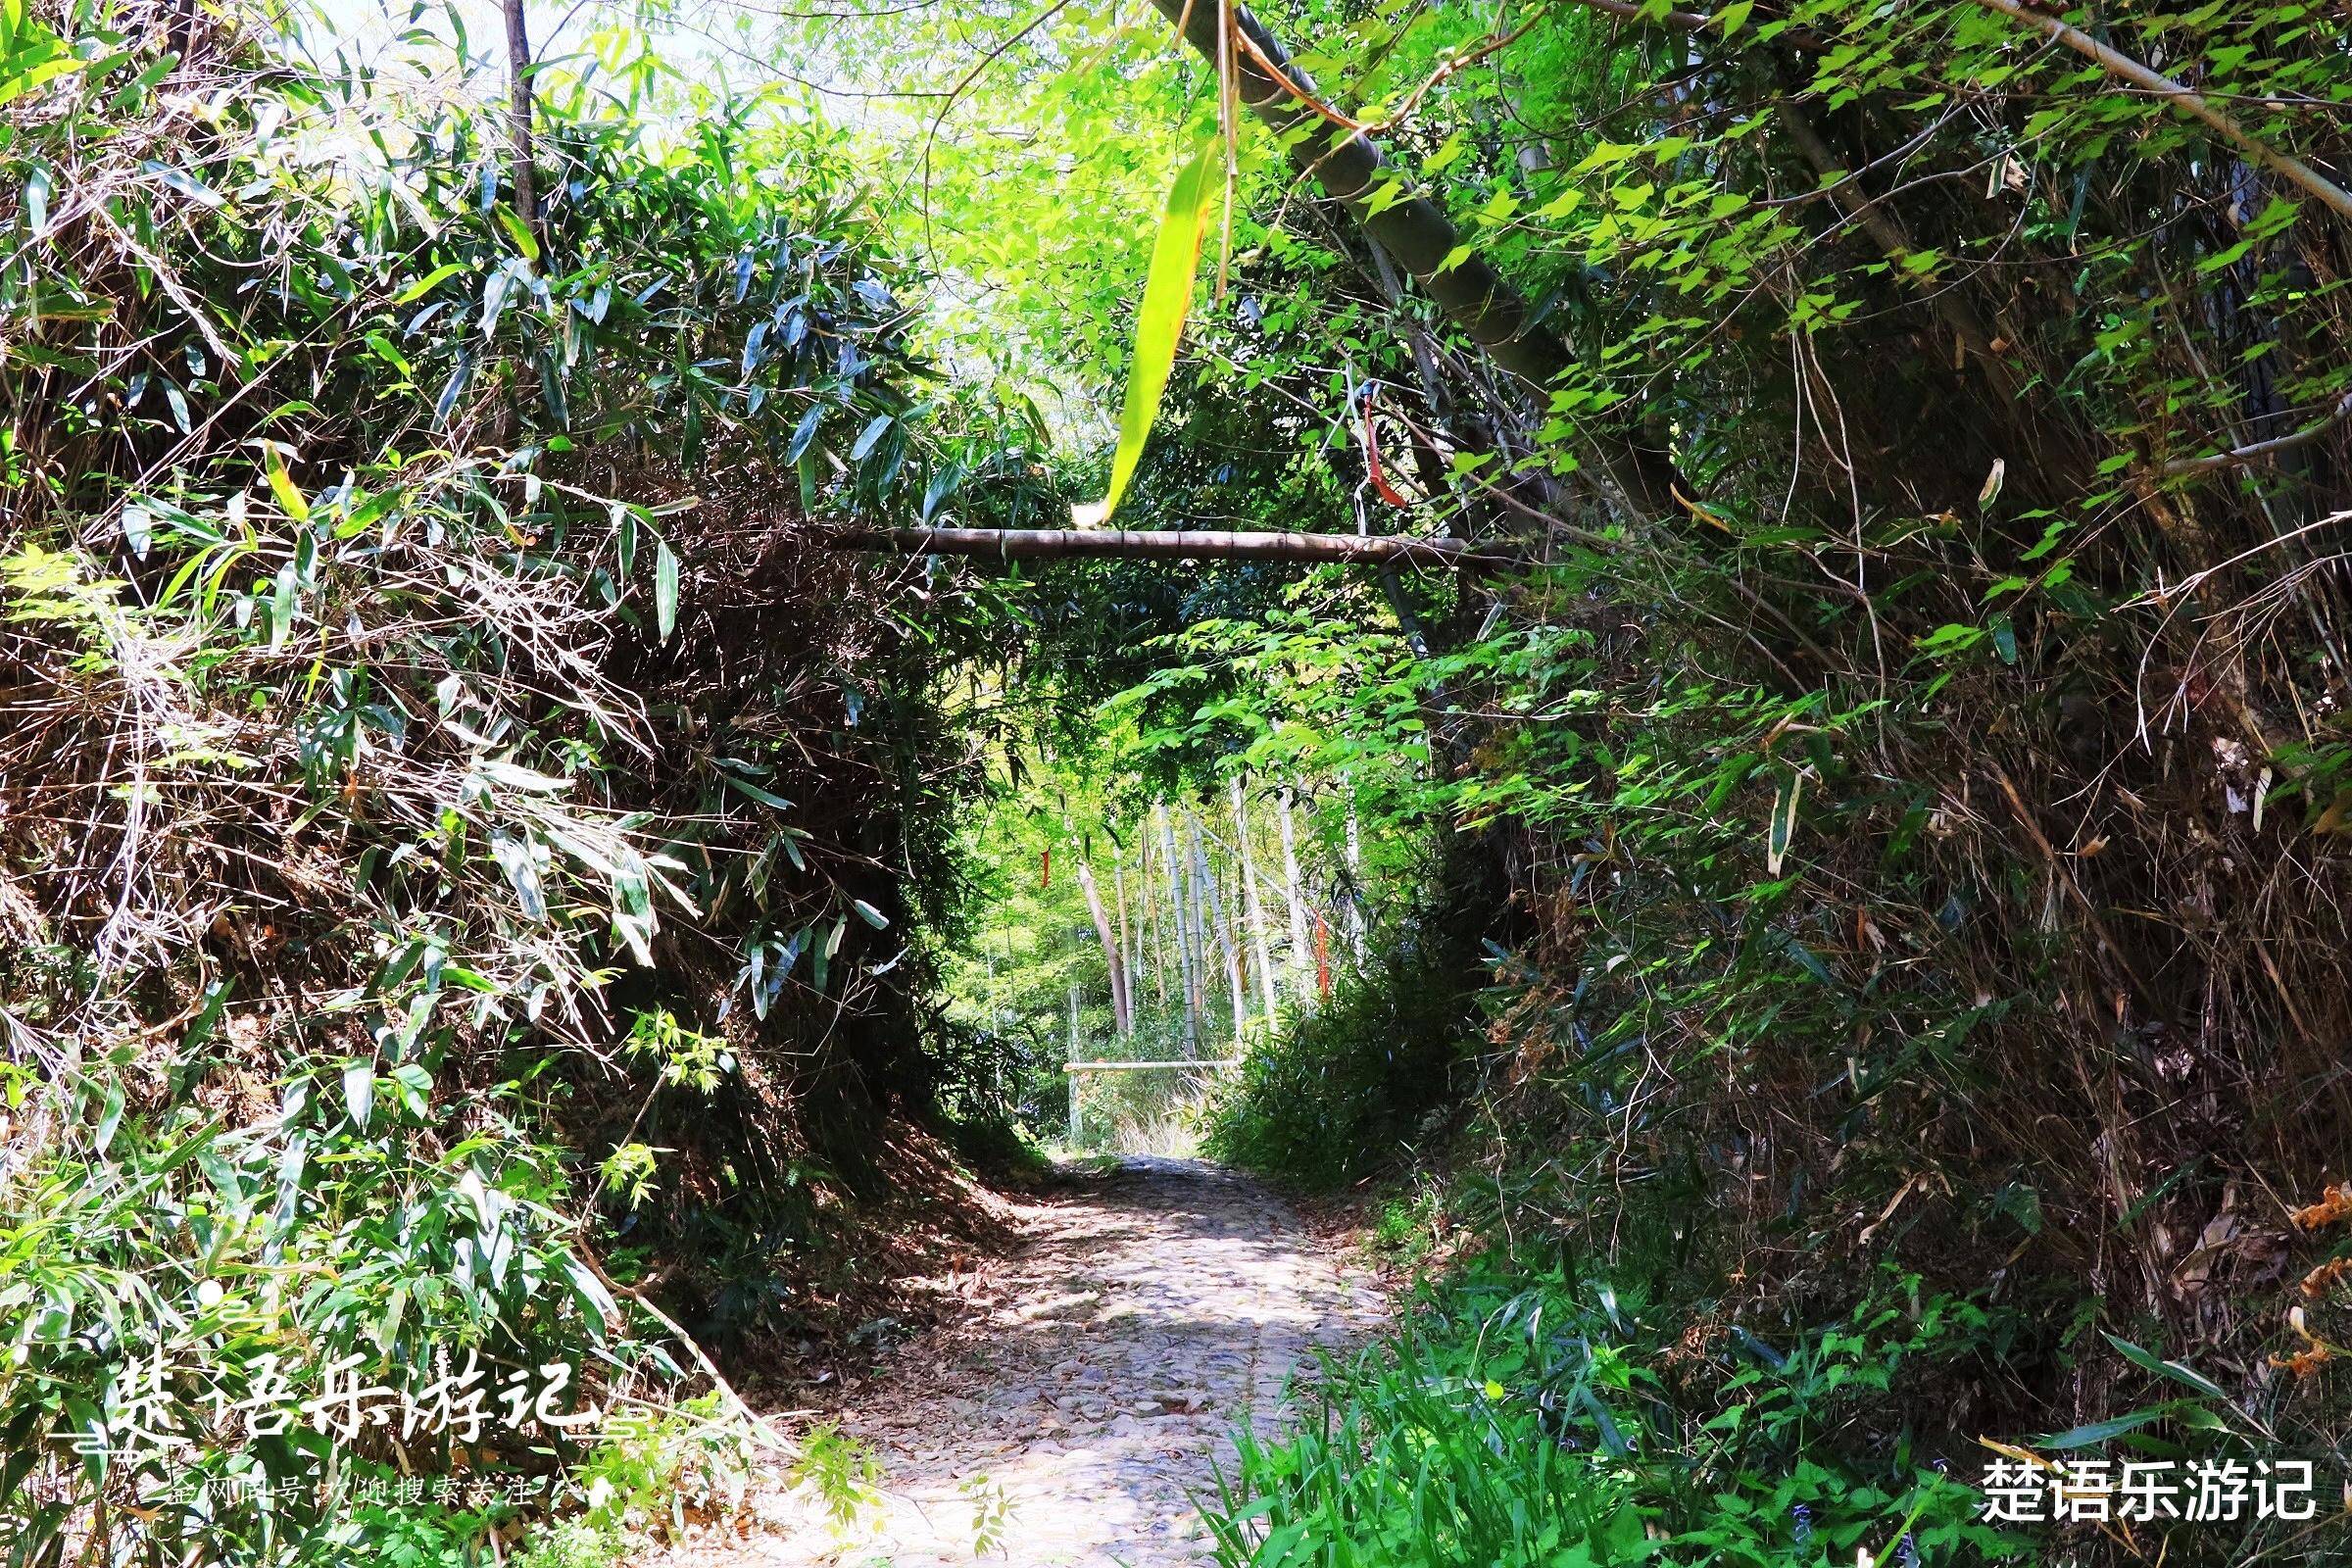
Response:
661,1157,1384,1567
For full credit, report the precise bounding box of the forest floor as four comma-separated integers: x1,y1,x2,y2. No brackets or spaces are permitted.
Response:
645,1156,1386,1567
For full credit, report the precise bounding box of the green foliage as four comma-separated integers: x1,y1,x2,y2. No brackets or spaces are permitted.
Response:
508,1521,620,1568
570,1395,760,1542
321,1498,514,1568
973,0,2352,1494
0,1052,624,1564
1204,947,1469,1191
1207,1261,2034,1568
0,1,1030,1559
12,0,2352,1560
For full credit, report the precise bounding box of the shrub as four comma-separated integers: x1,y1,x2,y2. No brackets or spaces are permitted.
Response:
1203,949,1470,1190
1206,1260,2035,1568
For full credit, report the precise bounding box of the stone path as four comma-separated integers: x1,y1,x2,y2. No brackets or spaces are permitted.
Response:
674,1156,1384,1567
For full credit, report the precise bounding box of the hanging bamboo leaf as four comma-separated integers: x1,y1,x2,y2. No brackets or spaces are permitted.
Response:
1098,131,1220,524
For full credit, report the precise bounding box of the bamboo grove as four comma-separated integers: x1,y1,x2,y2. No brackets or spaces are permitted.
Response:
5,0,2352,1564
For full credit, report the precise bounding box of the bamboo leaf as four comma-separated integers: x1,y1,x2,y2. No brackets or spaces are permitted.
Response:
787,403,824,463
262,445,309,522
614,505,638,579
851,412,893,461
495,205,539,261
719,771,794,810
1099,132,1220,524
394,262,466,304
141,160,224,209
655,539,679,641
2034,1403,2181,1448
1978,457,2006,511
2102,1334,2234,1407
342,1060,375,1130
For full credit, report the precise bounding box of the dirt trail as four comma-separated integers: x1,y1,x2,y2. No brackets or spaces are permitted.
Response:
669,1156,1384,1567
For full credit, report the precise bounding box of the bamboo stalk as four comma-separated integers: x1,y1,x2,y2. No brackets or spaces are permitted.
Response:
502,0,538,244
1192,813,1247,1048
1966,0,2352,227
1278,788,1315,1015
1067,985,1082,1146
1111,845,1136,1033
1158,805,1200,1054
830,525,1506,569
1144,832,1168,1009
1146,0,1677,521
1230,776,1282,1026
1342,775,1369,963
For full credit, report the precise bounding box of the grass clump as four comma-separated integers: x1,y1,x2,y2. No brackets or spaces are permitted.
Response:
1206,1260,2034,1568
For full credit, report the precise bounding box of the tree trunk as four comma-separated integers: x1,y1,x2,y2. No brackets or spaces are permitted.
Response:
502,0,538,244
1230,776,1282,1026
1075,859,1131,1038
1278,788,1314,1014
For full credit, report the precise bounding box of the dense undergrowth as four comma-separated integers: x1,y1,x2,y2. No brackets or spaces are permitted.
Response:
1207,1259,2032,1568
1043,0,2352,1562
0,1,1033,1560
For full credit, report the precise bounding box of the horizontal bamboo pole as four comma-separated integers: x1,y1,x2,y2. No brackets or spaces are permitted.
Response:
830,526,1509,569
1064,1059,1243,1071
